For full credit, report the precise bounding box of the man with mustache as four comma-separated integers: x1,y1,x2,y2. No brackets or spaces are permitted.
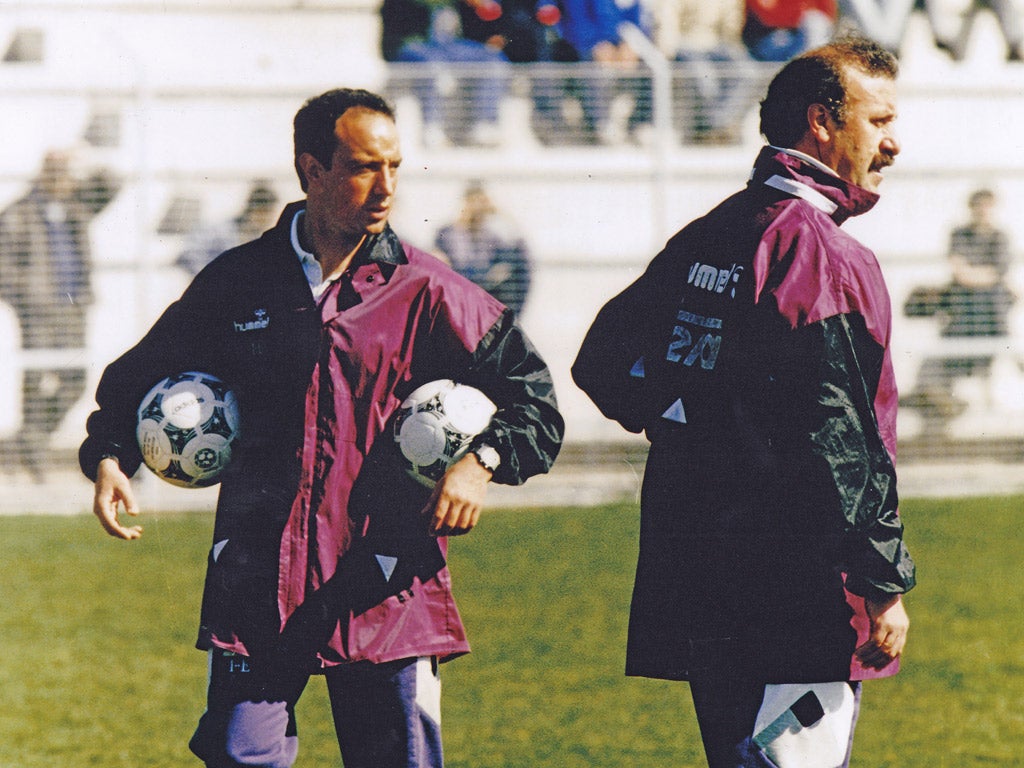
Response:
82,88,563,768
573,38,915,767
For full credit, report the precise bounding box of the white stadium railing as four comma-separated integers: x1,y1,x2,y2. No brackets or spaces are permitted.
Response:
2,5,1024,509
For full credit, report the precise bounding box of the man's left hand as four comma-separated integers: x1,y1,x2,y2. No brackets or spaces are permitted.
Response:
422,454,491,536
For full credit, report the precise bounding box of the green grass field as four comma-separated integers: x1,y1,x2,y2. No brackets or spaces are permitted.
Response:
2,495,1022,767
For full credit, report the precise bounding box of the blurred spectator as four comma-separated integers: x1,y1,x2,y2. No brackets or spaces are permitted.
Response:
743,0,837,61
654,0,756,143
0,149,120,481
458,0,572,142
839,0,1024,60
539,0,654,144
381,0,511,147
459,0,564,62
435,181,532,313
839,0,1023,60
835,0,919,54
175,181,279,277
929,0,1023,61
902,188,1017,433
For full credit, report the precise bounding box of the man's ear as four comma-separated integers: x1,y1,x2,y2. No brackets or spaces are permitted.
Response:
806,103,832,144
297,153,322,187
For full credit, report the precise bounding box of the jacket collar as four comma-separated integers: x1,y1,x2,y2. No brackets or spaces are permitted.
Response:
275,200,408,278
749,145,880,225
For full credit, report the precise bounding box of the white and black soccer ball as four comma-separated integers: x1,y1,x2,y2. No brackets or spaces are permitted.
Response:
136,371,241,488
392,379,497,487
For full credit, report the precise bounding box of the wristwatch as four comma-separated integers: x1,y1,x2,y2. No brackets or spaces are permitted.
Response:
471,445,501,474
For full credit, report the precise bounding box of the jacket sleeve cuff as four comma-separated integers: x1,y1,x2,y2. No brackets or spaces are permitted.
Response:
79,440,140,481
844,573,914,604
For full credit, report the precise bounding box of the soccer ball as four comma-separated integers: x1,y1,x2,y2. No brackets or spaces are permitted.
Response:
136,371,241,488
392,379,496,487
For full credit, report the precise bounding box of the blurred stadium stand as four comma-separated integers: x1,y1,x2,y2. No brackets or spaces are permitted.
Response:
2,1,1024,512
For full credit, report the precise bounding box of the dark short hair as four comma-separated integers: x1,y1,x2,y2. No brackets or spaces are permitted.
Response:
293,88,395,191
759,37,898,148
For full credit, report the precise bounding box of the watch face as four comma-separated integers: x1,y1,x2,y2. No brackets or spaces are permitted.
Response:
475,446,500,472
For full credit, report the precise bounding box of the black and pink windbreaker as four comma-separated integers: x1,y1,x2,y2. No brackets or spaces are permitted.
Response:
82,203,563,667
573,147,916,683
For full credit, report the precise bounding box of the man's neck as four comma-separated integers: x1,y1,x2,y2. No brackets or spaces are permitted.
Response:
301,215,367,280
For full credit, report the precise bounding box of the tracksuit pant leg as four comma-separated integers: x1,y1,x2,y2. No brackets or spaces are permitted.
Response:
689,672,862,768
189,652,443,768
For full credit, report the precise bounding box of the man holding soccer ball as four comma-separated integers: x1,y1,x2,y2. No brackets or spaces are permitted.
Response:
574,38,916,767
81,88,563,768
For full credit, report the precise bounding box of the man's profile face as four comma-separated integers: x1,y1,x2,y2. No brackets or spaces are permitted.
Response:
821,68,900,193
304,106,402,242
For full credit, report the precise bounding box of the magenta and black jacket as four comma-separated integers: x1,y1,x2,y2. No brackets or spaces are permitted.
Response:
81,202,563,668
573,147,915,684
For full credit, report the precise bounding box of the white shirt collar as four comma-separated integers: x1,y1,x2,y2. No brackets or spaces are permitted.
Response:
770,145,840,179
290,209,332,300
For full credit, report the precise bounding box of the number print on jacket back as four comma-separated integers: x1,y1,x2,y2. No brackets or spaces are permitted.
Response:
667,260,745,369
666,310,722,369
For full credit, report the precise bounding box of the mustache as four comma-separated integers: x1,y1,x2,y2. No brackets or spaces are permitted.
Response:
872,154,896,171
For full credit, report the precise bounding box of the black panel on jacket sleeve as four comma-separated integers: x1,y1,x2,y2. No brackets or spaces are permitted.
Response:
79,291,216,481
572,285,650,434
571,253,684,436
798,313,916,600
462,310,564,486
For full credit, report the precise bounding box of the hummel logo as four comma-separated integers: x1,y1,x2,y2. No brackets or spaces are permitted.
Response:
234,308,270,333
688,262,743,298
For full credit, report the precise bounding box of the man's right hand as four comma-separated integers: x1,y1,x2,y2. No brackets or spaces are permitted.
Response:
93,457,143,539
855,594,909,670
